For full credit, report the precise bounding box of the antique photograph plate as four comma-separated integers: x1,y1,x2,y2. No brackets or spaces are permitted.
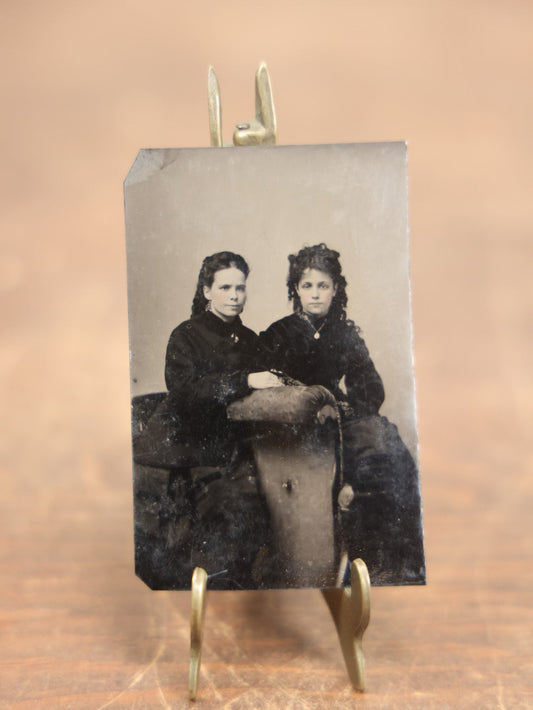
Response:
125,142,425,590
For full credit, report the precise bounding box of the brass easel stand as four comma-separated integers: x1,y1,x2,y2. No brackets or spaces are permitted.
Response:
322,558,371,691
188,63,371,700
188,567,207,700
208,62,276,147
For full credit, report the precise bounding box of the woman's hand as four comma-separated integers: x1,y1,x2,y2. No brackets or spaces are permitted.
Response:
248,371,284,389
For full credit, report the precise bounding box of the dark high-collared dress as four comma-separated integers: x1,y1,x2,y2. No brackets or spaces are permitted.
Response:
134,310,272,591
258,312,385,416
259,312,425,585
164,310,259,466
159,310,270,589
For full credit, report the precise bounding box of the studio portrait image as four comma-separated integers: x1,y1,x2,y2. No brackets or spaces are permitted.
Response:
124,142,425,591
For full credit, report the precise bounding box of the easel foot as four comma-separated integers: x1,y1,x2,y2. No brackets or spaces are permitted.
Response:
321,558,371,691
188,559,370,699
188,567,207,701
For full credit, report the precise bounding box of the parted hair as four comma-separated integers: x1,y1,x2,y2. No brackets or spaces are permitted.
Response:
287,243,348,321
191,251,250,316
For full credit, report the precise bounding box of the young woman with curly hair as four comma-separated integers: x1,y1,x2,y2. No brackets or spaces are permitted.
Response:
259,243,424,584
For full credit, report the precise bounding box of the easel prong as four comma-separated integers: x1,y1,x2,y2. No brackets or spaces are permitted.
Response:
322,558,371,691
208,62,277,148
207,66,222,147
189,567,207,701
233,61,276,146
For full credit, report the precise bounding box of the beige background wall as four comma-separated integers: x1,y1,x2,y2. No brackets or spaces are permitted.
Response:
1,2,531,707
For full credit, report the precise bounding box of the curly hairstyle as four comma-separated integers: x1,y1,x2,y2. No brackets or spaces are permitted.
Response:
287,243,348,321
191,251,250,317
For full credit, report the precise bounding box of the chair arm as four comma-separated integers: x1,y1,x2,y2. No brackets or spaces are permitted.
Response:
227,385,337,426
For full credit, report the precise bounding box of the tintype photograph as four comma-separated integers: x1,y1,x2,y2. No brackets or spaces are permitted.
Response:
125,142,425,590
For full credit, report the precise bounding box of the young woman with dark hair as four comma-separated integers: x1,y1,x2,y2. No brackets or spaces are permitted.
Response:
259,243,424,584
165,250,281,463
160,251,281,588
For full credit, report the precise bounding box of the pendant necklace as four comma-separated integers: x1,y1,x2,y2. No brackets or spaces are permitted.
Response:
299,312,327,340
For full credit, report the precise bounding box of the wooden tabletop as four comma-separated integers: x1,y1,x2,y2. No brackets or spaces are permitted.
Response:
1,2,532,708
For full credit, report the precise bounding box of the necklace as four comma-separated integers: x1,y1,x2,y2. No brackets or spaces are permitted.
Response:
299,312,327,339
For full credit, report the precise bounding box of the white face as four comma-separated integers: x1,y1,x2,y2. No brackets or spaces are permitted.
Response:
203,267,247,322
296,268,337,318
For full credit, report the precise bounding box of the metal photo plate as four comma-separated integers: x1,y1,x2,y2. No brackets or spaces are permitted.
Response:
124,143,425,590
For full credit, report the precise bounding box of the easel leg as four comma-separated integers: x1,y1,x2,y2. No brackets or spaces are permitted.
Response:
321,558,371,691
188,560,369,699
189,567,207,701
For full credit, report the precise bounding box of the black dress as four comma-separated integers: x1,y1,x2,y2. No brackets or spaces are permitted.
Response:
259,313,425,585
164,310,259,465
136,310,271,590
258,313,384,415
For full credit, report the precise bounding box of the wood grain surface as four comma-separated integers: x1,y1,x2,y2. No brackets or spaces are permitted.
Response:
1,1,532,708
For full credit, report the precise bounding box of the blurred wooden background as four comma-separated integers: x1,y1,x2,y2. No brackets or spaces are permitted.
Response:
1,1,531,707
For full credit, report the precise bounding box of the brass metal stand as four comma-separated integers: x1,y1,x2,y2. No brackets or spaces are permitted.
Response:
188,63,372,701
188,567,207,700
322,558,371,691
208,62,276,147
